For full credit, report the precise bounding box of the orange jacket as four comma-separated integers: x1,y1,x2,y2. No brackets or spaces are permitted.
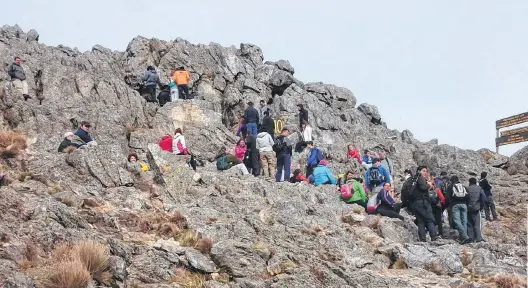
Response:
173,70,190,85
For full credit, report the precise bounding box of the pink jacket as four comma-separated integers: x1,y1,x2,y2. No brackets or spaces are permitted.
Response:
235,145,247,161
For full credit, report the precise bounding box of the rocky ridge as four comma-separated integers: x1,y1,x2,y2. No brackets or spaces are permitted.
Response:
0,24,526,287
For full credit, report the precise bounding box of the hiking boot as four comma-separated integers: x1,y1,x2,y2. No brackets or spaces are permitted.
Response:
476,239,486,243
23,94,31,101
485,217,492,221
461,238,473,245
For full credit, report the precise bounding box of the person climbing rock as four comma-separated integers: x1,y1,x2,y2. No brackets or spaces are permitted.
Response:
376,182,404,220
467,177,486,242
364,158,391,194
274,128,293,182
141,66,160,102
8,57,31,101
308,159,336,186
57,132,80,152
126,152,149,175
345,144,362,165
479,172,499,221
243,102,259,136
256,127,275,178
235,116,248,139
262,111,275,140
234,139,247,162
305,141,323,177
297,104,308,132
173,66,191,99
410,166,438,242
339,171,367,208
74,121,97,147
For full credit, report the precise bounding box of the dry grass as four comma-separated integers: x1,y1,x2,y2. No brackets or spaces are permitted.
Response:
18,171,32,182
460,248,473,267
206,217,218,224
317,250,343,262
169,267,205,288
252,242,270,250
61,197,76,207
364,235,380,245
310,266,325,282
52,243,73,262
46,180,62,195
280,260,297,270
169,211,189,229
178,230,200,247
18,259,37,271
74,240,110,277
194,238,213,255
43,261,92,288
0,130,27,158
390,258,408,269
158,223,181,238
351,205,364,214
25,241,39,262
424,260,445,275
487,273,527,288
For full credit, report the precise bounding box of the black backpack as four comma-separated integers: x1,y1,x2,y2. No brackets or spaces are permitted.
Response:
273,136,288,153
401,175,418,207
368,166,384,186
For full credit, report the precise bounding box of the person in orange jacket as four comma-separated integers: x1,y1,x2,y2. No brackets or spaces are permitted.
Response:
172,66,191,99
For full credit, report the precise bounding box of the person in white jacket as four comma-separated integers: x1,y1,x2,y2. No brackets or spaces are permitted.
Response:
256,128,276,178
172,128,188,155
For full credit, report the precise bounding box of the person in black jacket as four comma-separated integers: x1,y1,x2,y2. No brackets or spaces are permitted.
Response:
409,166,438,242
57,132,81,152
157,85,171,107
274,128,293,182
262,111,275,140
466,178,486,242
447,175,471,244
244,102,259,136
74,121,96,146
297,104,308,131
245,133,260,176
479,172,499,221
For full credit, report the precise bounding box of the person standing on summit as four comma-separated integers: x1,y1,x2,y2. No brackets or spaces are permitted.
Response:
8,57,31,101
479,172,499,221
141,66,159,102
297,104,309,132
244,102,259,136
173,66,191,99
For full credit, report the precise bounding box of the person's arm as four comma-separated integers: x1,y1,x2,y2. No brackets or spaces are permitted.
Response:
7,64,15,78
436,188,445,206
356,182,367,201
382,167,391,183
364,169,370,189
243,110,249,124
416,175,429,191
186,71,190,82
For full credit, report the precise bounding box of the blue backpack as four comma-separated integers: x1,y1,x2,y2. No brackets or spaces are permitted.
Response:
216,155,229,170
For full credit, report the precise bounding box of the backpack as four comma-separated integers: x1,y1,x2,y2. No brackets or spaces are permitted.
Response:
273,136,288,153
216,155,229,171
401,175,418,207
440,180,450,197
429,189,439,205
158,136,173,152
452,183,468,198
340,183,353,200
366,193,380,214
368,166,384,186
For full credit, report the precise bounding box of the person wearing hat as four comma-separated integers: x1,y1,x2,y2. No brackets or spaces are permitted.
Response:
74,121,97,147
8,57,31,101
308,159,336,186
172,66,191,99
57,132,80,152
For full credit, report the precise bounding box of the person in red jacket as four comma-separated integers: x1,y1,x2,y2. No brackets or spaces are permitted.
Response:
345,144,362,164
290,169,309,183
234,139,247,162
430,177,446,237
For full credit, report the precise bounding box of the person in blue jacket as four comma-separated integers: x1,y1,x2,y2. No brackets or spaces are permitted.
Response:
305,141,323,177
308,159,336,186
364,158,391,194
361,150,373,169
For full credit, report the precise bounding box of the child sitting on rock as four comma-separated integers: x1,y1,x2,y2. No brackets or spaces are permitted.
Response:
126,152,149,175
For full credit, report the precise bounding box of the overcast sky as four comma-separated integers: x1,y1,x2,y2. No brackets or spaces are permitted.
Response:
5,0,527,156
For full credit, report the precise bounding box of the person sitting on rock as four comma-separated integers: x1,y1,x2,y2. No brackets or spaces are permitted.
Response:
126,152,149,175
376,182,404,220
235,116,248,140
215,147,249,175
58,132,81,152
172,128,188,155
141,66,160,103
8,57,31,101
234,139,247,162
173,66,191,99
364,158,391,195
290,168,309,183
256,127,275,178
340,171,367,209
308,159,336,186
74,121,98,147
361,150,373,169
345,144,362,165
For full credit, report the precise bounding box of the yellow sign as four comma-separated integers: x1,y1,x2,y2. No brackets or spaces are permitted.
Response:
274,120,284,134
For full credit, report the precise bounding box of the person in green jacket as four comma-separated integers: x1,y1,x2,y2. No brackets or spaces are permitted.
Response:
340,171,367,209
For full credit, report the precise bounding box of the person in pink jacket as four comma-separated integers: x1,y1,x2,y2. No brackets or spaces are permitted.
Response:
234,139,247,162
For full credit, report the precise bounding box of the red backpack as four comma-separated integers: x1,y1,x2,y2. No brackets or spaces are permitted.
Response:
340,183,353,200
158,135,173,152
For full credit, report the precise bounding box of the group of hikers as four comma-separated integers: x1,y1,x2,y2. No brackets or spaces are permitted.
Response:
140,66,191,106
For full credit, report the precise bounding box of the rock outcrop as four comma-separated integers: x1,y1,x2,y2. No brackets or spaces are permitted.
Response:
0,25,526,287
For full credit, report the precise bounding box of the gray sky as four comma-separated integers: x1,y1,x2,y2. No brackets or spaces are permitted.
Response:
6,0,528,156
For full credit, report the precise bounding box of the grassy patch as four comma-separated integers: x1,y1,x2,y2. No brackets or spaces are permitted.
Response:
424,260,445,275
194,238,213,255
251,242,270,250
43,261,92,288
390,258,408,269
169,267,204,288
0,130,27,158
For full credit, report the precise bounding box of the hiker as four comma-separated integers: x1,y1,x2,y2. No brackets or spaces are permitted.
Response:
244,102,259,136
215,148,249,175
302,121,313,142
290,169,309,183
345,144,362,165
364,158,391,195
235,117,248,139
308,159,336,186
429,175,447,237
339,171,367,208
57,132,81,152
479,172,499,221
436,171,454,228
376,183,404,220
245,132,260,176
467,177,486,242
409,166,438,242
258,99,275,124
274,128,293,182
169,69,179,101
447,175,472,244
297,104,309,132
305,141,323,177
234,139,247,162
262,111,275,140
141,66,159,102
172,128,188,155
157,85,171,107
8,57,31,101
173,66,191,99
379,152,394,176
256,127,275,178
361,150,373,169
126,152,149,175
74,121,97,147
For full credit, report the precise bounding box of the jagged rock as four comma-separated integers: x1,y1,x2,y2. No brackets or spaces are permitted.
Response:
185,249,216,273
394,243,464,275
507,145,528,175
26,29,39,42
357,103,382,124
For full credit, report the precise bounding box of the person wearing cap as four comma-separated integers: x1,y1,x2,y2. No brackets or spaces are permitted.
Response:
8,57,31,101
308,159,336,186
74,121,97,147
57,132,80,152
172,66,191,99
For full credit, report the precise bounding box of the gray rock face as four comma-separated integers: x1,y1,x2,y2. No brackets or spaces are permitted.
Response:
0,25,526,288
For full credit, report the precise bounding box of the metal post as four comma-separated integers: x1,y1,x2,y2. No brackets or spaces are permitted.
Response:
496,129,499,154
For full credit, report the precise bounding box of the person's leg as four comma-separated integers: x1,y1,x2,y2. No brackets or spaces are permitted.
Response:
178,85,185,99
416,214,427,241
306,165,314,177
284,154,291,181
393,203,402,214
377,206,404,220
474,211,483,241
275,155,284,182
434,207,443,237
269,152,277,178
483,199,491,220
461,205,469,239
170,87,178,101
260,153,269,177
251,152,260,176
21,80,29,99
189,155,197,171
183,85,190,99
467,210,475,240
447,206,454,228
488,195,499,220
